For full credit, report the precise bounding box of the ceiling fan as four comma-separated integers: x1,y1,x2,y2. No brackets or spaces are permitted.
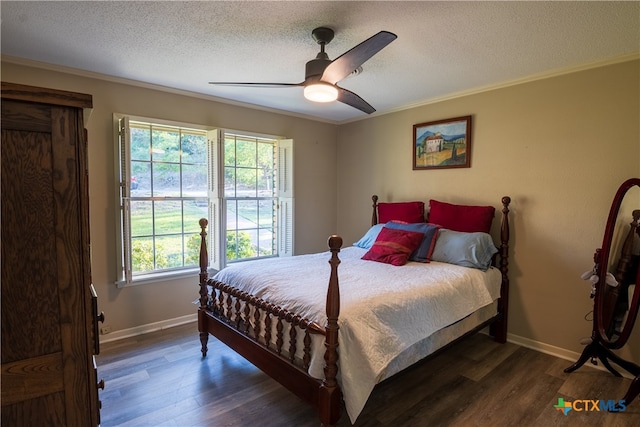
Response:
209,27,397,114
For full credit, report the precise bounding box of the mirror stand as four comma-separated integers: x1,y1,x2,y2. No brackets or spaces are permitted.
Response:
564,319,640,378
564,180,640,408
564,334,640,409
564,249,640,382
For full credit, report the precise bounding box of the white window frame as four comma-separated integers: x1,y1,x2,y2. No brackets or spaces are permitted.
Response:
114,114,293,287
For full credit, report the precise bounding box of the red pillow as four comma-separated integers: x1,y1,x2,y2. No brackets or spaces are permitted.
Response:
361,227,424,266
378,201,425,223
428,199,495,233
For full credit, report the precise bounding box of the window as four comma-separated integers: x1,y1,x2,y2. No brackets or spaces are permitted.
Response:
223,134,277,261
115,115,293,287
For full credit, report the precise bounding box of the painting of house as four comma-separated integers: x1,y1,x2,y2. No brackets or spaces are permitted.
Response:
425,133,444,153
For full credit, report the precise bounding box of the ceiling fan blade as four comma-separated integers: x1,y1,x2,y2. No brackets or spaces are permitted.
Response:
336,86,375,114
321,31,397,84
209,82,303,88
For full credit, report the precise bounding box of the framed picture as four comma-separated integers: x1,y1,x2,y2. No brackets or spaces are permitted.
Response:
413,115,472,170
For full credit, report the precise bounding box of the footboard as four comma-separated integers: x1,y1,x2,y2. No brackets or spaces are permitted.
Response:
197,219,343,426
206,275,326,360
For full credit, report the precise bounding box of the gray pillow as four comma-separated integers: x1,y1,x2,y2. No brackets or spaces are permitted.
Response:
431,229,498,271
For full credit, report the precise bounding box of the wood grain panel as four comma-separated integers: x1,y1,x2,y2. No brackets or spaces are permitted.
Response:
50,105,94,426
1,100,52,132
1,392,66,426
1,352,64,406
1,128,61,363
1,82,92,109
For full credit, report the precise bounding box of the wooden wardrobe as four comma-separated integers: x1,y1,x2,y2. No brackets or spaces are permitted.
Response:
1,82,102,425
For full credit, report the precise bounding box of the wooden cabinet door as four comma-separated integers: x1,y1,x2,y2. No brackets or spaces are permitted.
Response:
1,88,99,426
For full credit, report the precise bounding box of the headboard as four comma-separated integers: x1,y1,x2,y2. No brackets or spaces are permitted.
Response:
371,195,500,234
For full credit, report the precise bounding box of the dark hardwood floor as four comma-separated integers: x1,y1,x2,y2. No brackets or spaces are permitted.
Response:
97,322,639,426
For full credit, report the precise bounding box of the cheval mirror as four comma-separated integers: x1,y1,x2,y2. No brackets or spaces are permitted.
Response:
565,178,640,407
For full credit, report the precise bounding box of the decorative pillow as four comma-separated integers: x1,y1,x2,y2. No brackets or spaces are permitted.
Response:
384,221,441,262
431,229,498,271
361,227,425,266
353,223,385,249
428,199,495,233
378,201,425,224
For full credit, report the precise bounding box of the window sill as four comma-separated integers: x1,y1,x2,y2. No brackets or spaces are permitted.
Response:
115,267,218,288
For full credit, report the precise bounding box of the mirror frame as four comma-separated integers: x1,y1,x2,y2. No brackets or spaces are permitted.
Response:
594,177,640,349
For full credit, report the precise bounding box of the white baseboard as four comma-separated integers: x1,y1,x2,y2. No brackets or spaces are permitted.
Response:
98,313,197,344
506,332,585,362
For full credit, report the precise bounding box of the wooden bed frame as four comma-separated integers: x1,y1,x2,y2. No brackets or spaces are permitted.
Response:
198,195,511,426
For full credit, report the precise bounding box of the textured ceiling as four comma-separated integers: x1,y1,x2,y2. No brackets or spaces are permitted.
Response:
1,1,639,123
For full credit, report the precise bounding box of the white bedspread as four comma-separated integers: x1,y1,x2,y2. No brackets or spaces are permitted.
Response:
212,246,502,423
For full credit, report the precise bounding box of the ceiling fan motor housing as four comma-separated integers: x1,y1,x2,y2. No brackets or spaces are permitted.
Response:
306,27,335,81
305,57,331,81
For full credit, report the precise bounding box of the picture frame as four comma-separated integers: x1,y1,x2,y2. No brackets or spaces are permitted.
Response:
413,115,472,170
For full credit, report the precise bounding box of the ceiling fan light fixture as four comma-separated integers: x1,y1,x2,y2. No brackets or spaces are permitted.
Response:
304,83,338,103
209,28,396,114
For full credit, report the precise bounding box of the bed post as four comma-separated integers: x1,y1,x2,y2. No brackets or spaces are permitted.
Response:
318,235,343,427
491,196,511,343
372,195,379,226
198,218,210,357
